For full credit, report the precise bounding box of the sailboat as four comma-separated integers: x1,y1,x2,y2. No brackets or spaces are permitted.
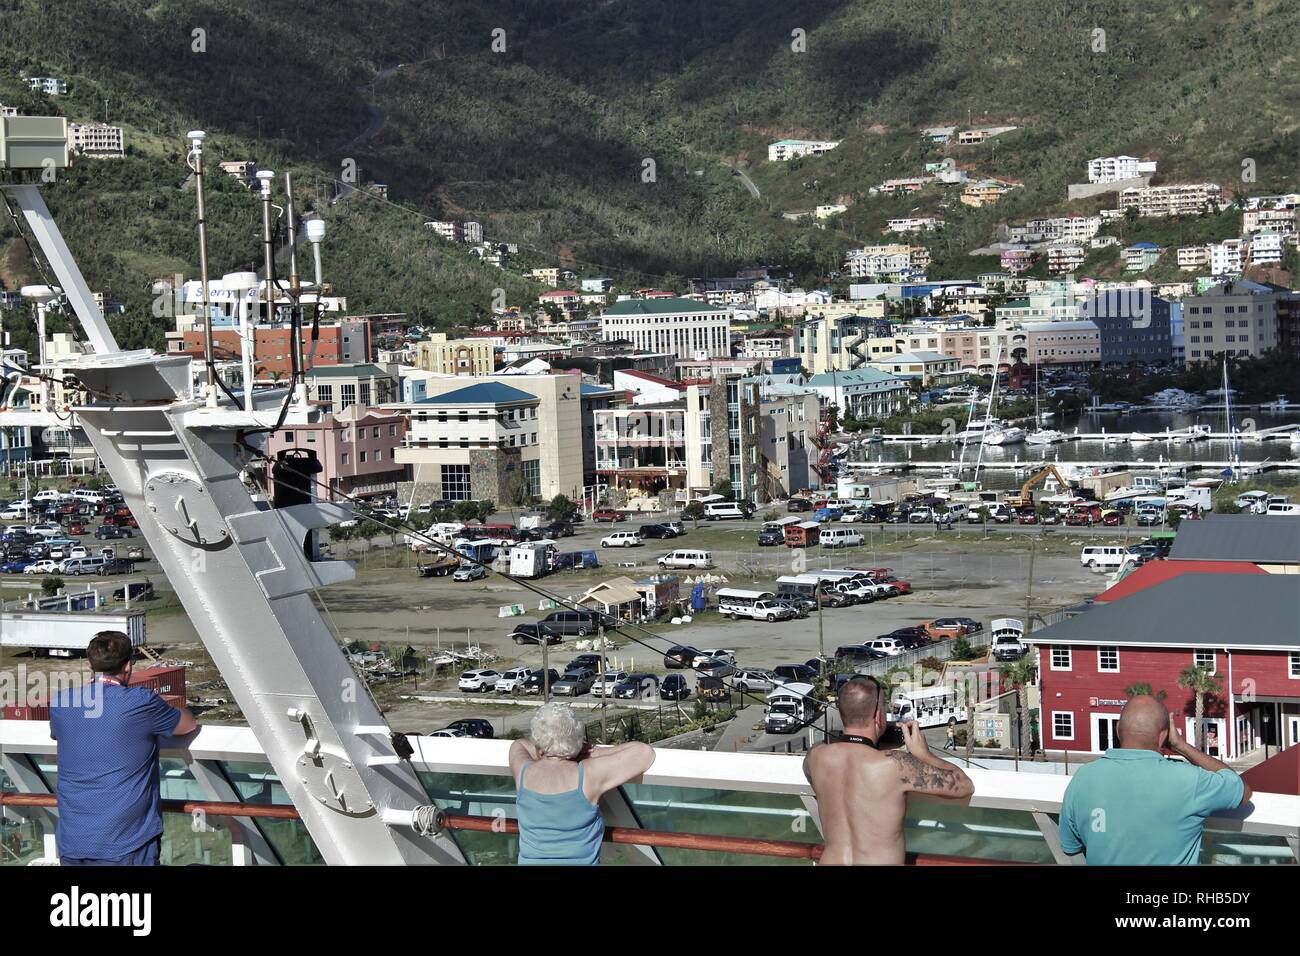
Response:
1025,366,1065,444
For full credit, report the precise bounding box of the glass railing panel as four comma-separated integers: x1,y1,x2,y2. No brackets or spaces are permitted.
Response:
220,760,324,865
621,783,820,866
1201,829,1297,865
903,801,1055,863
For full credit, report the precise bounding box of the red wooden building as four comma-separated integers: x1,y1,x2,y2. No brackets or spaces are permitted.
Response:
1033,573,1300,759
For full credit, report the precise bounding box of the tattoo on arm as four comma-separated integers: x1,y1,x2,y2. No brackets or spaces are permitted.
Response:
887,751,966,794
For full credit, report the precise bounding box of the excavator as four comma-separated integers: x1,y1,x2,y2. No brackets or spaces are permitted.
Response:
1004,464,1073,510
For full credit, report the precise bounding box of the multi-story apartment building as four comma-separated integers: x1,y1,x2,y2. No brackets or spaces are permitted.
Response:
1020,320,1101,367
67,123,124,158
386,374,584,503
1182,279,1297,366
767,139,840,161
684,374,765,502
1242,194,1300,237
885,217,944,234
866,351,963,387
538,290,583,315
844,244,928,279
1046,243,1087,275
1123,242,1165,273
1177,246,1210,270
600,297,731,360
1118,182,1221,218
793,313,895,374
265,407,407,500
804,368,911,419
961,180,1016,207
593,404,688,497
873,177,929,195
994,287,1080,324
1208,239,1245,276
305,364,398,413
1086,155,1157,183
27,77,68,95
527,267,560,287
739,330,791,359
1248,232,1285,266
1008,216,1103,243
415,333,495,377
1000,247,1036,275
1079,291,1174,365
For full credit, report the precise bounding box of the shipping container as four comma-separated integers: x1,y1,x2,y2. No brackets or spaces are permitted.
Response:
1,665,186,720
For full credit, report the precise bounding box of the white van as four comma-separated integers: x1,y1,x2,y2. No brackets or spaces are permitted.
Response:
657,549,714,570
704,501,748,520
58,556,106,576
71,489,107,505
944,502,970,522
1079,546,1129,569
820,528,864,549
600,530,643,548
1264,501,1300,516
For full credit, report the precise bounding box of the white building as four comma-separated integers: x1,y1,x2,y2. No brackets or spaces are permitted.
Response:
1242,194,1299,237
885,217,944,234
1046,243,1087,275
1177,246,1210,270
27,77,68,95
814,204,848,219
1247,232,1284,265
67,123,124,158
1208,239,1245,276
599,297,731,360
1009,216,1102,243
1086,155,1158,183
1119,183,1221,218
767,139,841,162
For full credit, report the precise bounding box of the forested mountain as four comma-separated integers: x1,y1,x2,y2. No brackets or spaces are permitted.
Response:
0,0,1297,347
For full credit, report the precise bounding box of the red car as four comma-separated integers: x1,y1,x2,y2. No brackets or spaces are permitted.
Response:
66,522,87,535
591,510,626,522
852,567,912,594
1018,510,1039,525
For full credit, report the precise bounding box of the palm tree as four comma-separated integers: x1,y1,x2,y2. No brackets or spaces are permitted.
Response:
1177,665,1222,751
998,657,1038,755
1124,682,1167,703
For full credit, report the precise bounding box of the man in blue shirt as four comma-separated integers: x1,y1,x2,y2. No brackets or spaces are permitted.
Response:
1059,695,1250,865
49,630,197,865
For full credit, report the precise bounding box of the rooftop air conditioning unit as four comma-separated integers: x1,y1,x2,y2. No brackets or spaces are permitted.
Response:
0,115,70,171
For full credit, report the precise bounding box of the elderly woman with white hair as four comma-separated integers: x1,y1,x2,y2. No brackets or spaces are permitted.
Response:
508,702,655,865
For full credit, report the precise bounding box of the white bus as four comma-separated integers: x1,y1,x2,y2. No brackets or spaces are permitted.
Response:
715,588,793,621
891,685,968,729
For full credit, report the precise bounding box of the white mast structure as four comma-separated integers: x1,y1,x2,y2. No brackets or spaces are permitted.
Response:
0,117,462,865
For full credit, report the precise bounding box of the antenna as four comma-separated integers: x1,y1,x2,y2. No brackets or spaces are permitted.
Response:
283,171,306,394
256,168,276,390
186,130,217,405
20,283,60,411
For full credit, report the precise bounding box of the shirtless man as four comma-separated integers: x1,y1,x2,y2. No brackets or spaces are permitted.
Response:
804,676,974,864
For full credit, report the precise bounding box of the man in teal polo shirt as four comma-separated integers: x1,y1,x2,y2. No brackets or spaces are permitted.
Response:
1059,696,1250,865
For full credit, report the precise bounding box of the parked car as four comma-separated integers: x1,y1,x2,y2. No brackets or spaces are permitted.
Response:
113,581,154,601
774,598,809,619
591,671,630,698
601,531,643,548
660,673,691,701
427,728,468,738
773,663,817,684
865,637,906,656
663,645,702,669
921,619,966,641
787,497,812,513
638,523,679,540
553,668,597,697
0,559,33,573
907,508,933,524
698,675,731,703
732,669,780,694
834,644,888,664
592,510,626,522
565,654,604,672
95,524,133,539
540,522,575,538
445,718,495,739
522,669,561,695
494,667,534,694
1018,510,1039,525
884,626,931,649
757,529,785,547
510,623,563,646
613,673,659,700
458,669,501,693
661,521,685,536
23,559,60,575
452,564,486,582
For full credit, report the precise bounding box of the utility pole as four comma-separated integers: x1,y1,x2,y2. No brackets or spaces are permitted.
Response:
816,584,824,662
598,621,608,743
541,629,550,702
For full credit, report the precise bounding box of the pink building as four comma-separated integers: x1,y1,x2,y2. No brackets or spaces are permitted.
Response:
265,407,408,500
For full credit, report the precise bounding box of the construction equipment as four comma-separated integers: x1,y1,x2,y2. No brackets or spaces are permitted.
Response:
1005,465,1073,509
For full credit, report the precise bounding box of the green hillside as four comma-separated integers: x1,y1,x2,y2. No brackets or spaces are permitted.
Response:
1,0,1297,347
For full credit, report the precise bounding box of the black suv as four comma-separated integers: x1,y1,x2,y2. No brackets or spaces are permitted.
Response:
835,644,888,663
660,673,691,700
510,622,563,646
445,718,494,739
565,654,603,673
884,626,931,650
757,528,785,546
774,663,817,684
787,497,812,512
539,609,608,636
663,645,702,669
638,523,679,540
523,669,561,695
613,673,659,700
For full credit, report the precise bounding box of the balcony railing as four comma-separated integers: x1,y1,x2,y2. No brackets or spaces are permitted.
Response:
2,721,1295,866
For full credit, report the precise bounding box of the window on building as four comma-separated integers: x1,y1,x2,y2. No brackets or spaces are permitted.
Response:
359,383,371,407
359,451,367,463
1052,712,1074,740
441,464,471,500
1194,650,1215,671
522,458,541,498
1098,647,1119,672
389,424,397,437
340,384,356,408
374,449,382,461
1050,647,1071,670
1291,652,1300,679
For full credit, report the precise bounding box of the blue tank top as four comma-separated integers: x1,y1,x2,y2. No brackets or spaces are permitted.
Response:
516,761,604,865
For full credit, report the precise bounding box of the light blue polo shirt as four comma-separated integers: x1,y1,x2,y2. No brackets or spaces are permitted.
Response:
1059,748,1244,865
